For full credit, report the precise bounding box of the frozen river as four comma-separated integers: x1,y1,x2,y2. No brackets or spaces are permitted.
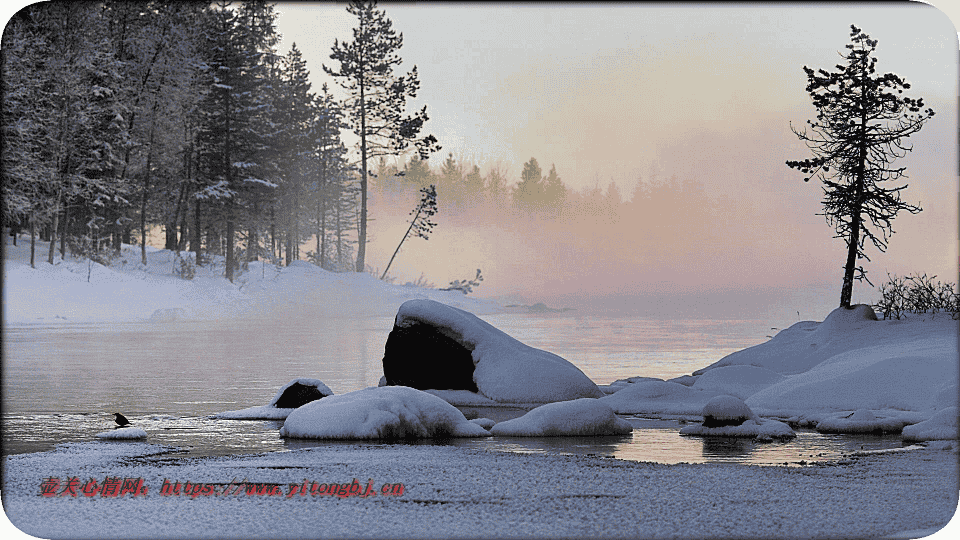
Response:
2,313,906,462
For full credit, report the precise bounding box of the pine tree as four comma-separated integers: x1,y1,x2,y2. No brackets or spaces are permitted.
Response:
513,157,544,212
324,0,440,273
786,25,935,308
194,0,277,281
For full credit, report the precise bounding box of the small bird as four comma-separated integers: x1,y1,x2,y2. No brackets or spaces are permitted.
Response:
114,413,130,427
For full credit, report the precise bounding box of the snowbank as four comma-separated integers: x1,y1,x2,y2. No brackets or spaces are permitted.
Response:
489,398,633,437
3,237,499,325
279,386,491,439
382,299,603,404
214,378,333,420
902,408,958,442
94,427,147,440
598,379,721,416
691,365,786,400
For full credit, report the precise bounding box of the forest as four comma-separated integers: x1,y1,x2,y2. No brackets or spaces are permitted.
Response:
1,1,744,286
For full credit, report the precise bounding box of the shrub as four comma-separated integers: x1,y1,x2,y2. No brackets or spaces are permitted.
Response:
874,272,958,319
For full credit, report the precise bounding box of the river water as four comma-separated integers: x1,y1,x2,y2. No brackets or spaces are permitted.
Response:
2,312,905,464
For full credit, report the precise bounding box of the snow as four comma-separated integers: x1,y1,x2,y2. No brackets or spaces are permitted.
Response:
700,394,759,424
691,365,786,400
489,398,633,437
391,299,603,403
279,386,491,439
815,409,908,434
598,379,722,416
3,441,957,539
902,407,958,442
2,235,500,325
678,395,795,440
214,378,333,420
94,427,148,440
679,418,796,440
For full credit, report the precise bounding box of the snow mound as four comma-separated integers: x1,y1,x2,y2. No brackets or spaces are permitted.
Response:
701,395,759,426
679,394,794,440
745,334,957,417
815,409,907,434
679,418,796,440
214,378,333,419
95,427,148,440
598,379,721,416
383,300,602,404
278,386,491,440
692,365,786,399
489,398,633,437
902,408,958,442
694,305,885,377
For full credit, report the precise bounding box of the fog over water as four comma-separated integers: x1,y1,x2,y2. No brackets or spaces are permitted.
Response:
272,3,958,320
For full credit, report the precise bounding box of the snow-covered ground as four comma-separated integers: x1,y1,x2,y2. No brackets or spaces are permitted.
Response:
2,440,957,539
2,235,500,325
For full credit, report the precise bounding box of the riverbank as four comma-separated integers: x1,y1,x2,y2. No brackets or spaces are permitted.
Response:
2,440,957,539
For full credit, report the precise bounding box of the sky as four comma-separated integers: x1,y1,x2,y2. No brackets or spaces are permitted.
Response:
269,2,959,319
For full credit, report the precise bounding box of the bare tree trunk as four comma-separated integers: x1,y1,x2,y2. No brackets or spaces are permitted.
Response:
59,205,68,258
30,216,36,268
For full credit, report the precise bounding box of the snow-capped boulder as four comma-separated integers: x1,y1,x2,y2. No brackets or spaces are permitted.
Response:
381,300,603,404
214,378,333,420
96,427,147,440
490,399,633,437
700,395,759,427
815,409,907,434
679,417,795,440
680,395,793,440
692,365,786,400
279,385,491,440
902,407,958,442
598,379,721,416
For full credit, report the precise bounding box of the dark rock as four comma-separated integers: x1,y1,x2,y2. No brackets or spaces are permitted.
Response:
382,320,478,392
273,382,328,409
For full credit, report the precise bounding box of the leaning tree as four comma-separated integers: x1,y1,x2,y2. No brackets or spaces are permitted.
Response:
786,25,935,308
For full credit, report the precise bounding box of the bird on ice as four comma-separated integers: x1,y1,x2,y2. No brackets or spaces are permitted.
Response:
114,413,130,427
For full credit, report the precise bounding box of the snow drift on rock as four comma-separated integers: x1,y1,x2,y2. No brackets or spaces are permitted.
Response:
489,398,633,437
902,407,958,441
680,395,794,439
279,386,491,439
700,395,759,426
384,299,602,404
95,427,148,440
598,379,721,416
691,365,786,400
214,378,333,420
745,333,957,416
694,304,881,376
815,409,907,434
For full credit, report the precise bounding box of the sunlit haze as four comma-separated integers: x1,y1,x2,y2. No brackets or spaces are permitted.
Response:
274,2,958,321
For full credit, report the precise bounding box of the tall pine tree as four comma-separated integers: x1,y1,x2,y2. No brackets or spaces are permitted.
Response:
324,0,440,273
